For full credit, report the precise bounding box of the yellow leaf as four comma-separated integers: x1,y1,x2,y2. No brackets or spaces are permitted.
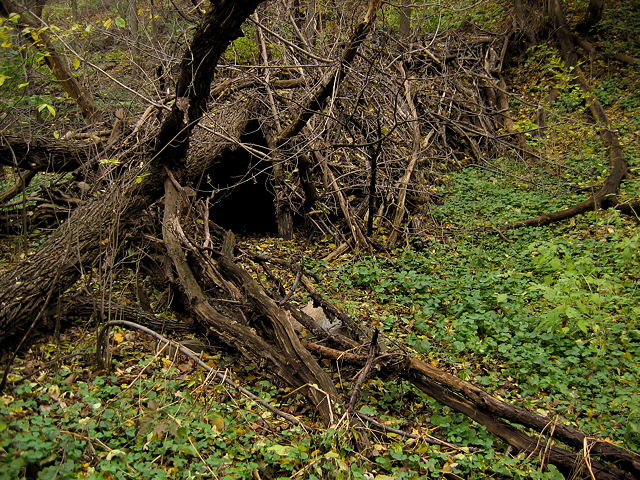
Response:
73,57,81,70
113,332,124,343
210,414,225,432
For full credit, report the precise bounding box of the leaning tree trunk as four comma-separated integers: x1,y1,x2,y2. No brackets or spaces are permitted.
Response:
0,0,102,124
0,0,266,348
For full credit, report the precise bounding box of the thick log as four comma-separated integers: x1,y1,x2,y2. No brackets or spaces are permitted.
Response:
62,296,197,333
161,181,337,423
0,134,94,171
303,341,640,479
0,0,264,348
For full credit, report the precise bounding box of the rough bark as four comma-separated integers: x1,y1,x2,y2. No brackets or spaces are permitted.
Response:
399,0,411,37
303,341,640,479
153,1,264,166
0,0,265,347
0,134,95,171
512,0,550,46
161,180,337,423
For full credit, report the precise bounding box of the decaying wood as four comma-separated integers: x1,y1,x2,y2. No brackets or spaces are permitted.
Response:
0,0,265,346
302,340,639,479
2,0,638,475
0,134,95,171
314,148,369,248
161,178,338,424
62,297,196,333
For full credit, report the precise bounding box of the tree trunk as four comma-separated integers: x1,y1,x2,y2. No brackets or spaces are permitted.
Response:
127,0,140,57
578,0,605,32
0,134,94,171
399,0,411,37
0,0,101,124
0,0,265,348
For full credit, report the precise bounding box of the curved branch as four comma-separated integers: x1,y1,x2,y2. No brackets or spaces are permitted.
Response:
96,320,313,430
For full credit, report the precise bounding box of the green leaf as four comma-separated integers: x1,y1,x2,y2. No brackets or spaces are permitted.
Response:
495,293,509,303
100,158,122,166
135,173,150,183
266,444,296,457
37,103,56,117
115,16,126,28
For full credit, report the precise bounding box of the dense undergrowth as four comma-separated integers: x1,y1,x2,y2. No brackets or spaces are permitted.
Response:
4,162,638,478
3,156,638,479
2,0,640,479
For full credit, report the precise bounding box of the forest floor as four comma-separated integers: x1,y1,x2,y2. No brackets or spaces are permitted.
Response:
1,2,640,480
2,148,639,479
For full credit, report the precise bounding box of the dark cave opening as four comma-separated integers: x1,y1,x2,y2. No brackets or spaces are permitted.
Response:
202,121,277,235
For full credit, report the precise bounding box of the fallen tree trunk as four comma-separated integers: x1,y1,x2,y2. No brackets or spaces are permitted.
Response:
302,340,640,479
161,177,338,424
62,296,197,333
0,0,265,348
0,134,95,171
